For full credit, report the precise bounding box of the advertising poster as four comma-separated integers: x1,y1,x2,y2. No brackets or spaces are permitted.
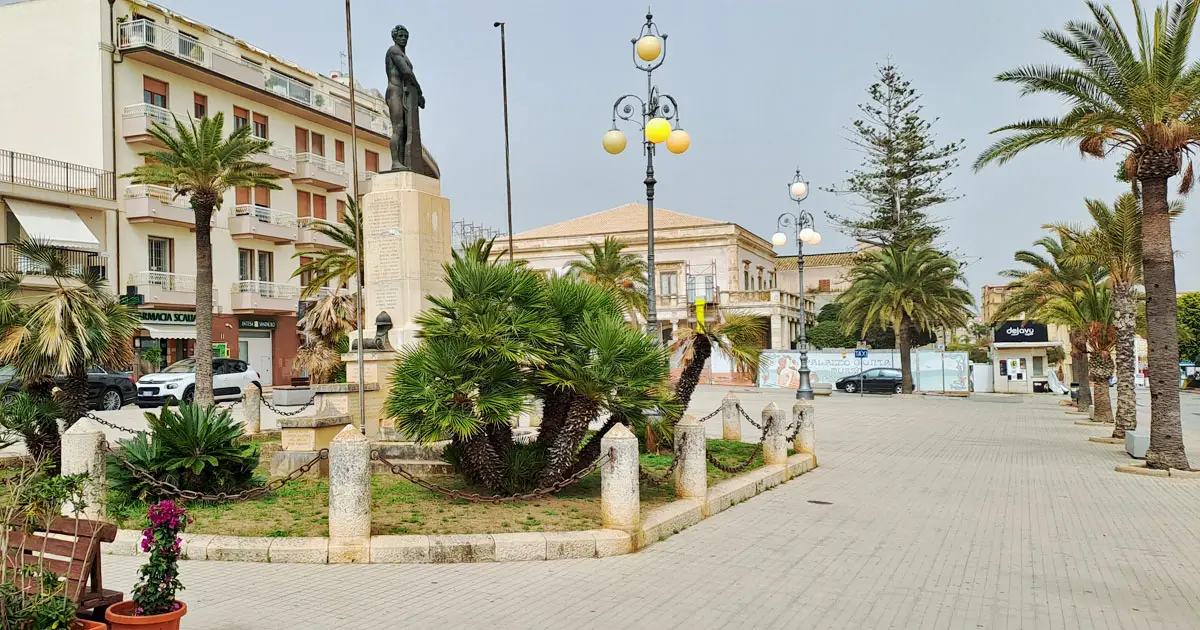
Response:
760,350,970,392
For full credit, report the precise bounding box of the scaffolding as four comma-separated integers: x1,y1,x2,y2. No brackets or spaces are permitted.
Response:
451,219,507,251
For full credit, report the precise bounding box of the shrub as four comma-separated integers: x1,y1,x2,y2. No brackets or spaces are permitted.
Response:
131,500,187,615
0,392,61,462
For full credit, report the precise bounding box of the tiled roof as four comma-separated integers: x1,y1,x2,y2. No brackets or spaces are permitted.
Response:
513,203,724,240
775,252,858,270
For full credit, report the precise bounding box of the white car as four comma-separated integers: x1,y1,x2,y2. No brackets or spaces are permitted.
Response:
136,358,261,408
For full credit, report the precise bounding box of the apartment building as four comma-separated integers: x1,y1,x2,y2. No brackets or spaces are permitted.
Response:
0,0,393,384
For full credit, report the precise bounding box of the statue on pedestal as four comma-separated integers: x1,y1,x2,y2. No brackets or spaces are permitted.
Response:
385,25,438,179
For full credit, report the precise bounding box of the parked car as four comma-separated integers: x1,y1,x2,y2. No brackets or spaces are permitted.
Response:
836,368,906,394
136,358,260,408
0,364,137,411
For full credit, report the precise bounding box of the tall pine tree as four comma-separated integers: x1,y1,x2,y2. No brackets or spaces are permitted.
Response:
826,63,964,249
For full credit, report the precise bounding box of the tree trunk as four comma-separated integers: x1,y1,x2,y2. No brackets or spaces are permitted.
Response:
1140,176,1189,470
673,334,712,414
193,197,216,407
569,416,622,475
61,363,90,429
534,389,570,451
485,422,513,460
897,318,913,393
1111,285,1137,438
458,434,506,490
1071,329,1093,411
537,396,597,487
1088,353,1114,424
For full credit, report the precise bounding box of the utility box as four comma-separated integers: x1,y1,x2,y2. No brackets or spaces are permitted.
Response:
1125,428,1150,459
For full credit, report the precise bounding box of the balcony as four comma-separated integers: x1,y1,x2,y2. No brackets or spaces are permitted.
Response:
124,185,195,228
0,243,108,289
128,271,197,308
718,289,810,317
231,280,300,313
257,144,296,175
296,217,344,250
118,20,265,87
121,103,173,146
0,149,115,202
229,205,298,243
266,71,336,116
293,153,348,191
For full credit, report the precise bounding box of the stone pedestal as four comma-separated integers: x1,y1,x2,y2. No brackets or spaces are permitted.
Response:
720,393,740,441
328,425,371,563
61,419,105,520
311,382,384,437
270,412,352,477
673,415,707,500
792,401,815,460
600,424,640,533
762,402,787,466
242,384,261,434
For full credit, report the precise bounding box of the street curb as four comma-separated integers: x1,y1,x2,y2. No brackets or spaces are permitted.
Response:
1088,436,1124,444
1114,461,1200,478
1074,420,1111,427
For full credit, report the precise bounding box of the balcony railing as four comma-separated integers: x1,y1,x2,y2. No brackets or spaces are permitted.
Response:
234,280,300,300
295,153,346,175
264,145,294,160
129,271,196,293
266,71,335,115
233,204,297,227
124,184,190,208
297,216,337,230
122,103,173,127
315,286,352,298
0,243,108,279
0,149,115,201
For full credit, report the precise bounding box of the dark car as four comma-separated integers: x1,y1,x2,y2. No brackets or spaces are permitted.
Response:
836,368,905,394
0,365,137,411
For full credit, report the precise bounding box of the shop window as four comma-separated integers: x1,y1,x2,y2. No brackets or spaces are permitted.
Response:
1032,356,1045,377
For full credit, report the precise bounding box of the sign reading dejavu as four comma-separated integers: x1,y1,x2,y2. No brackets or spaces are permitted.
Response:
994,320,1049,343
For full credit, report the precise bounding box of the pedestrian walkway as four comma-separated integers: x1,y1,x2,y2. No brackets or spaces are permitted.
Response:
102,391,1200,629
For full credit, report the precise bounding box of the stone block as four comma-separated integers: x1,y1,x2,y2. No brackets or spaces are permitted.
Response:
269,450,330,478
272,386,314,406
61,419,105,519
491,533,547,562
102,529,144,556
279,413,353,451
428,534,495,563
704,476,760,518
600,424,640,532
370,535,430,564
593,530,633,558
268,537,328,564
328,538,371,563
178,534,215,561
544,531,596,560
206,536,272,562
786,453,817,479
1126,428,1150,459
759,465,788,491
637,499,702,549
812,382,833,396
1089,436,1124,444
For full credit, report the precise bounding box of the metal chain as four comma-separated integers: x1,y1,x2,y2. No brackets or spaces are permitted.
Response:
706,415,771,474
371,448,613,504
83,412,142,436
104,441,328,502
638,429,690,485
260,392,318,417
694,406,721,423
736,403,763,430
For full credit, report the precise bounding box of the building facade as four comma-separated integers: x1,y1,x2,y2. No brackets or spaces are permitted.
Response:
774,251,858,313
0,0,391,384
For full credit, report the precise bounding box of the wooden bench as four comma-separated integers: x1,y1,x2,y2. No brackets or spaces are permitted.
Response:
4,516,123,615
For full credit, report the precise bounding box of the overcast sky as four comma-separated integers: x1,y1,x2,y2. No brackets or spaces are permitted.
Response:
161,0,1200,296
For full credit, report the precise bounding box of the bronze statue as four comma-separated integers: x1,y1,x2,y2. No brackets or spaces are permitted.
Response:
385,25,436,178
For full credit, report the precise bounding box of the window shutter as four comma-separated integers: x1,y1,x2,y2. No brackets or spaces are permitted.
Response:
236,187,250,205
313,195,327,220
297,191,310,217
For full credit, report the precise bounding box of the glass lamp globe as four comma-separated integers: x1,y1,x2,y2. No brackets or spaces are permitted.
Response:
645,118,671,143
790,181,809,199
771,232,787,247
809,232,822,245
602,129,627,155
666,129,690,154
799,227,815,243
636,35,662,62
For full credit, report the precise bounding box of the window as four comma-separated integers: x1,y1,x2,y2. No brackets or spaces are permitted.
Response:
257,251,273,282
757,269,763,289
143,77,168,108
233,106,249,130
236,186,251,205
659,272,678,297
252,113,268,139
337,199,346,223
365,150,379,173
148,237,173,273
686,275,715,302
254,186,270,207
299,256,314,287
295,127,309,153
238,249,253,281
313,194,327,220
769,271,776,288
863,369,883,378
311,132,325,157
335,140,345,163
241,56,263,69
193,93,207,118
297,191,311,218
1032,356,1045,377
818,279,831,292
743,270,749,289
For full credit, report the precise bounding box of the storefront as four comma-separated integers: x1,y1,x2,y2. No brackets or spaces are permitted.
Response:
135,310,198,371
991,320,1061,394
238,317,277,385
132,310,298,384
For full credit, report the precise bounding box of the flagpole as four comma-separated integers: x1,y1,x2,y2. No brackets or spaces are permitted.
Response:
345,0,366,434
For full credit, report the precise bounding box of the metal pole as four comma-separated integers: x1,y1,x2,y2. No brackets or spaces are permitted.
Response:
644,69,658,342
345,0,367,434
795,223,813,400
494,22,515,262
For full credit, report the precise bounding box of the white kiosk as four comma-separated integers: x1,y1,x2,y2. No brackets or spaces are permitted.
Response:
991,320,1062,394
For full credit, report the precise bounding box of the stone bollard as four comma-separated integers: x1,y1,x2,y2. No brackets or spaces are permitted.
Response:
762,402,787,466
61,419,106,520
328,425,370,562
600,423,640,532
242,384,261,434
720,392,741,441
673,414,707,500
792,401,816,459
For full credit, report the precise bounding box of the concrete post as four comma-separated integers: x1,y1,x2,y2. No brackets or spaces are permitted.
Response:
673,414,706,500
60,419,105,520
600,423,640,532
242,384,261,434
762,402,787,466
720,392,741,441
792,401,816,460
328,425,370,562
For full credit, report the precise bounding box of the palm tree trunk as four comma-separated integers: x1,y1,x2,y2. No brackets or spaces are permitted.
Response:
569,415,622,475
1071,329,1092,411
534,388,570,451
1140,176,1189,470
673,334,712,413
61,363,89,429
193,199,216,407
458,434,506,490
897,318,913,393
1111,285,1137,438
1089,353,1114,424
537,397,597,487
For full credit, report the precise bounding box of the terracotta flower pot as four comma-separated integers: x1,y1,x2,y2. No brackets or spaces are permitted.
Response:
106,601,188,630
73,620,108,630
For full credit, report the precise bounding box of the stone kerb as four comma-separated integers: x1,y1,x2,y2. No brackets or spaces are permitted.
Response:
721,392,741,441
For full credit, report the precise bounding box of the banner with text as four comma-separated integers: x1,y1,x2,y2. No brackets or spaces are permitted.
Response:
760,350,970,393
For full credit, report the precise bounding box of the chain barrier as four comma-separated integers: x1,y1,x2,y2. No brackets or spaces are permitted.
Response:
694,406,722,423
83,412,142,436
706,415,771,474
371,448,613,504
103,441,327,502
259,391,318,417
736,403,763,430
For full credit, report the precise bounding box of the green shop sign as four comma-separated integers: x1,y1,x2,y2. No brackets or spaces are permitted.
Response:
139,310,196,325
239,318,277,331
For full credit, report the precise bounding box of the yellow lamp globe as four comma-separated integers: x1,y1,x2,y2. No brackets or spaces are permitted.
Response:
602,129,627,155
666,129,691,154
645,118,671,144
636,35,662,62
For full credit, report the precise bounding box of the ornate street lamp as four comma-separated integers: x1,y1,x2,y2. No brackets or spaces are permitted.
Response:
603,10,689,342
772,169,821,400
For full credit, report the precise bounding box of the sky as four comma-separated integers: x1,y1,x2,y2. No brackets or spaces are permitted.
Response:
158,0,1200,296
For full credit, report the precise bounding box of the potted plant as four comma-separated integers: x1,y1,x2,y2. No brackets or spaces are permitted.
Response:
106,501,188,630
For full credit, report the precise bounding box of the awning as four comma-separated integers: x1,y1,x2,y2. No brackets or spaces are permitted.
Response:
4,198,100,250
140,324,197,340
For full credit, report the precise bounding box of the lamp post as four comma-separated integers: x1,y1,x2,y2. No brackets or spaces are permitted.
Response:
772,169,821,400
602,10,690,343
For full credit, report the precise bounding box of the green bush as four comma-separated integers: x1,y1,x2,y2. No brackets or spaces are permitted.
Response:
108,404,260,501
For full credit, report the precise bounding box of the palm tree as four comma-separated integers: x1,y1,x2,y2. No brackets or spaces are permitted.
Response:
973,0,1199,469
837,246,975,393
1043,281,1119,424
124,114,279,406
292,199,363,300
567,236,648,322
295,292,356,383
668,314,765,413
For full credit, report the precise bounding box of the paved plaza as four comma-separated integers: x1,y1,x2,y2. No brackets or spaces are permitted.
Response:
97,387,1200,629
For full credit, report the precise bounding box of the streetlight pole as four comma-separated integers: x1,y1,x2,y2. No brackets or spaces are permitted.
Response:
344,0,367,433
602,10,690,343
493,21,515,262
772,170,821,401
